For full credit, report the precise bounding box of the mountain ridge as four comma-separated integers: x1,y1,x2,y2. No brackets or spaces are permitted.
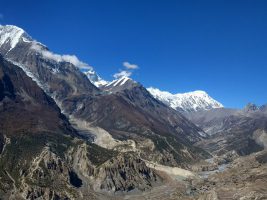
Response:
147,87,223,113
0,24,209,167
1,24,267,200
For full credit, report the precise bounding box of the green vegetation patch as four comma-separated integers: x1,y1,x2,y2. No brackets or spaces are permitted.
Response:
87,142,118,167
0,132,75,187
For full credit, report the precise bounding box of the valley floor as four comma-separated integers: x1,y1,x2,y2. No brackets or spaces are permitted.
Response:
103,150,267,200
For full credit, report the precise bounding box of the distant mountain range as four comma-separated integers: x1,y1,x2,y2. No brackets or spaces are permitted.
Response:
186,103,267,156
147,87,223,113
85,73,223,114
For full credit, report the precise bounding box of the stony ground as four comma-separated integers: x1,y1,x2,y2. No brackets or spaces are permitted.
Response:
102,150,267,200
192,150,267,200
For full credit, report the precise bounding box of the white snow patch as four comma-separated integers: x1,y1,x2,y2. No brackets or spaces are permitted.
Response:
120,76,130,85
6,59,49,92
106,76,133,88
84,69,108,87
106,79,117,87
21,36,31,43
0,25,25,52
198,131,207,137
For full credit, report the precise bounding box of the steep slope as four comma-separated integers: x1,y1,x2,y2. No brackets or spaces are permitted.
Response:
0,55,79,198
0,55,76,138
0,25,100,100
0,25,209,167
186,105,267,156
147,87,223,113
90,76,210,166
102,76,134,92
0,55,163,199
0,25,26,53
185,107,240,135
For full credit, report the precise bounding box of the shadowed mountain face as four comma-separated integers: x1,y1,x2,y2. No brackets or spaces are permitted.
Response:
186,107,267,156
0,54,77,155
0,25,210,167
0,55,76,137
0,55,79,198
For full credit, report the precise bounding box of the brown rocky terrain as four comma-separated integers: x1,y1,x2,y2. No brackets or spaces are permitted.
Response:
118,150,267,200
0,56,164,199
191,150,267,200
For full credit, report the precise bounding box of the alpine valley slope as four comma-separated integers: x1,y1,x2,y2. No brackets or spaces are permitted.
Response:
0,25,209,168
186,104,267,156
1,24,267,200
0,55,164,199
147,85,267,157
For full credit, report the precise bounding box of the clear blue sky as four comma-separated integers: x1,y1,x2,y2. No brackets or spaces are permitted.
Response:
1,0,267,108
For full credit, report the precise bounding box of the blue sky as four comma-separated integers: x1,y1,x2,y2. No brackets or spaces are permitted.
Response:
0,0,267,108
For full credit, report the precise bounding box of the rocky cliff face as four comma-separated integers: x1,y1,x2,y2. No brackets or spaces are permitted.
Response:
0,55,76,138
92,153,159,192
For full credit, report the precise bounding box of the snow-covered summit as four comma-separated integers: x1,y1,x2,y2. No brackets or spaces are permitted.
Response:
0,25,223,113
147,87,223,112
106,76,133,87
101,76,138,93
0,25,30,52
0,25,109,88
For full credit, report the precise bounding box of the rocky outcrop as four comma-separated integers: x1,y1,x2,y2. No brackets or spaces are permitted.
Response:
20,147,79,200
191,151,267,200
94,153,159,193
70,143,160,194
0,135,163,199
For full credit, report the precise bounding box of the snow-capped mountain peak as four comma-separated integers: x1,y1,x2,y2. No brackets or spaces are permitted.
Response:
0,25,30,52
84,69,108,87
0,25,222,114
106,76,132,87
101,76,138,93
0,25,109,88
147,87,223,113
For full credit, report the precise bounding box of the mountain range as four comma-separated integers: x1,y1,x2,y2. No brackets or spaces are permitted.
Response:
147,87,223,113
0,25,266,200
